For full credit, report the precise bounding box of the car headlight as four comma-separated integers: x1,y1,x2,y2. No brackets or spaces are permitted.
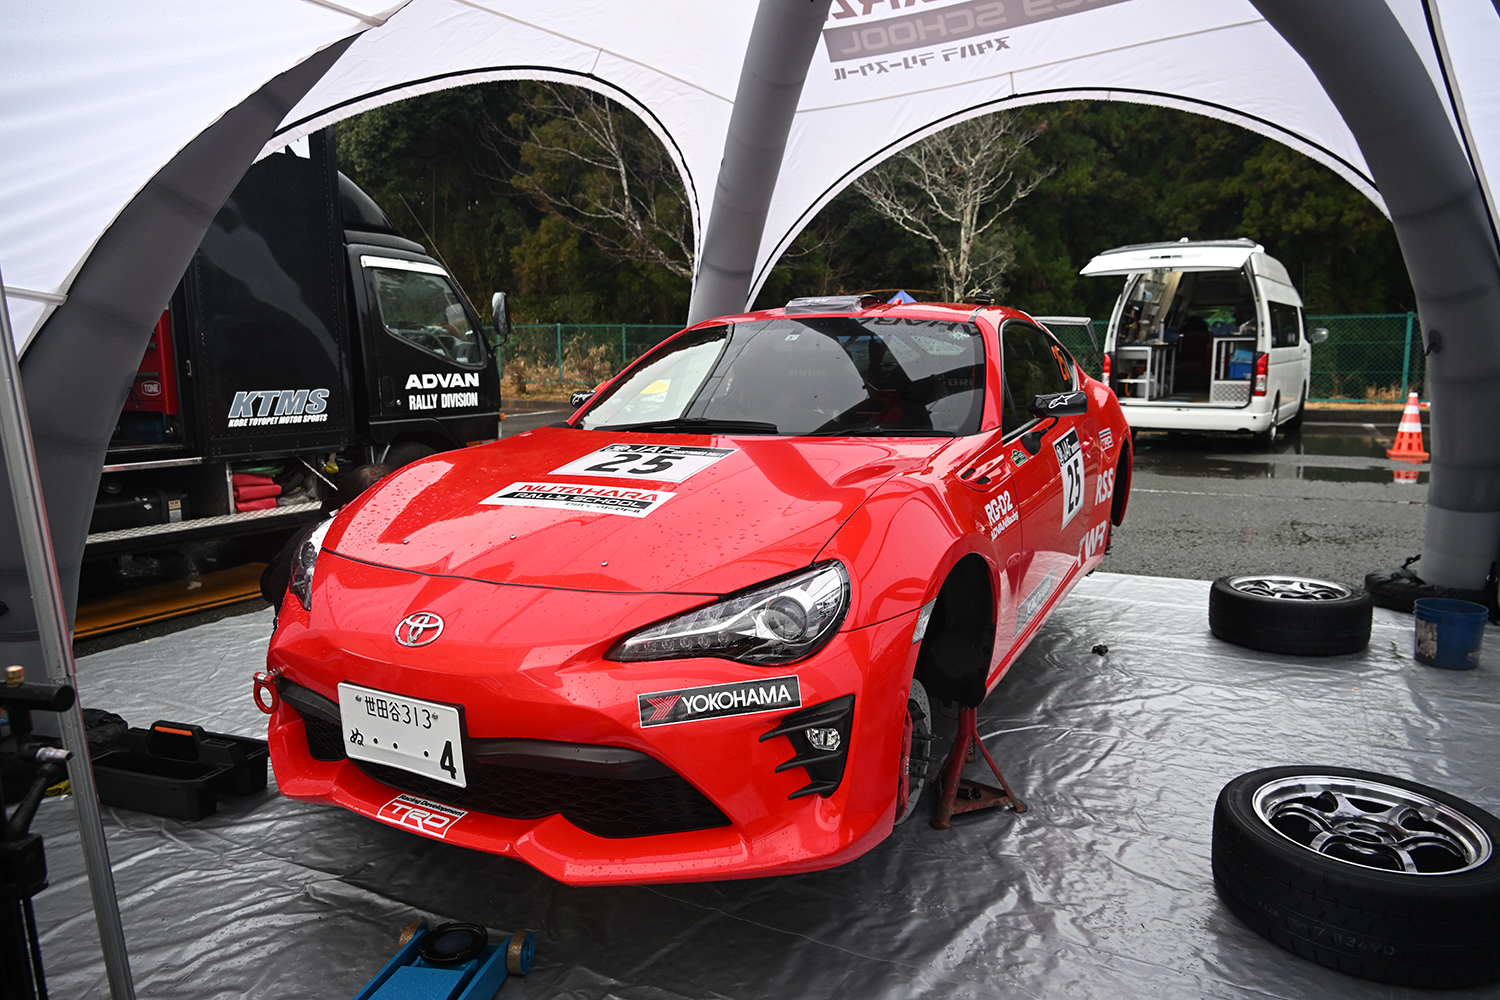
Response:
607,562,850,665
288,518,335,612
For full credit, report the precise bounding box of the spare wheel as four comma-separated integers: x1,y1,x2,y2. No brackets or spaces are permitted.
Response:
1209,575,1372,655
1213,766,1500,988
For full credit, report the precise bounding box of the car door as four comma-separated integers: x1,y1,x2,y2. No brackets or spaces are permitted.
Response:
998,319,1097,638
1265,297,1304,419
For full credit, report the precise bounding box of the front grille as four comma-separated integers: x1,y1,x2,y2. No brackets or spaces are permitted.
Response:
352,758,730,839
277,679,729,839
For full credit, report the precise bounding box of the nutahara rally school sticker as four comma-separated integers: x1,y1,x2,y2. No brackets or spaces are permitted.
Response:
478,481,674,518
638,676,802,727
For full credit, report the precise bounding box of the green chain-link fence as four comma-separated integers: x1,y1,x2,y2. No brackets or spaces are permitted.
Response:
494,314,1424,403
1305,313,1423,402
495,324,680,395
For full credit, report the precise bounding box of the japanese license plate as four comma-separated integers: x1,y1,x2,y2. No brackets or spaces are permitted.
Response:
337,682,466,787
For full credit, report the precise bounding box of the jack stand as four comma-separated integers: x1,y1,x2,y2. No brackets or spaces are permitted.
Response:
931,706,1027,830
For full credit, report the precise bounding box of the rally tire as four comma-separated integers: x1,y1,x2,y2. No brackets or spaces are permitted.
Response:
1209,575,1372,655
1213,766,1500,988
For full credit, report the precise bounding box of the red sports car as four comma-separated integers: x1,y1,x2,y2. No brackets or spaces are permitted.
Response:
261,296,1132,884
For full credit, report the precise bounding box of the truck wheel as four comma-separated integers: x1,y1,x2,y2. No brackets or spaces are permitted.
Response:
383,441,436,469
1208,575,1371,655
1285,384,1307,429
1213,766,1500,988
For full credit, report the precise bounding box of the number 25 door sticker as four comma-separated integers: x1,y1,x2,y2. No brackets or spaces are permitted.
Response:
1053,428,1085,529
551,443,735,483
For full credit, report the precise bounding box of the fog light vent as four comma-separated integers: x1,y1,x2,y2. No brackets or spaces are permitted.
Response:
760,695,855,800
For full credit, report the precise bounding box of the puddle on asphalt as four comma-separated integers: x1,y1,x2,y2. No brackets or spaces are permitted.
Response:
1131,427,1429,484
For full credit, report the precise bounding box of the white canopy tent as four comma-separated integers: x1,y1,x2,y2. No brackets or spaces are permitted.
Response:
5,0,1497,352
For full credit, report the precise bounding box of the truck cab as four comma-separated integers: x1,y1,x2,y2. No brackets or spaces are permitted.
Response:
1082,239,1323,445
87,131,501,568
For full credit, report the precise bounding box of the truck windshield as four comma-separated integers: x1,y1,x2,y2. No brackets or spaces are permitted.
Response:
578,316,985,436
365,259,483,366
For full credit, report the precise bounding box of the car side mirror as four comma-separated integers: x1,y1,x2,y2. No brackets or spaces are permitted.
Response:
491,291,511,342
1027,390,1088,419
1307,327,1329,345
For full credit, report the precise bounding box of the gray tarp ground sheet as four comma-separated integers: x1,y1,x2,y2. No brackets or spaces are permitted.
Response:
30,573,1500,999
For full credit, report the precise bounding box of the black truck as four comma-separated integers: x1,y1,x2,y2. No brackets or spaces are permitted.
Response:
85,129,503,577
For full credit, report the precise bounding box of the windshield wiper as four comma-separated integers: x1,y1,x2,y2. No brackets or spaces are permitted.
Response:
604,417,782,435
806,424,958,437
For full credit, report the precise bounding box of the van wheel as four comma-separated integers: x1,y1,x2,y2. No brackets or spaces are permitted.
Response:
1209,575,1372,655
383,441,437,469
1254,394,1280,448
1213,766,1500,987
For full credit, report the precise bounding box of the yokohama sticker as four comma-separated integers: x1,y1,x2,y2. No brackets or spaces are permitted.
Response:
551,443,735,483
478,481,674,518
377,793,467,839
638,676,802,728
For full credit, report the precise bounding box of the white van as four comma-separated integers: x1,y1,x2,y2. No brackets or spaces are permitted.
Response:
1081,239,1326,444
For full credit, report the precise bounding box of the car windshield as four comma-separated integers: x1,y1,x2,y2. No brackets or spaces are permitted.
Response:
578,317,986,436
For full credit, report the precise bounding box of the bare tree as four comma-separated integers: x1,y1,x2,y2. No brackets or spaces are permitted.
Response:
488,83,695,280
853,112,1052,300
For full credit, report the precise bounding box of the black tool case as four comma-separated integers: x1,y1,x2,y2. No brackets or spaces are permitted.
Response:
91,721,269,821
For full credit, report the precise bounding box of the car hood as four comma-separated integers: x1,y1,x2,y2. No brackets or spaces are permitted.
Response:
325,427,946,595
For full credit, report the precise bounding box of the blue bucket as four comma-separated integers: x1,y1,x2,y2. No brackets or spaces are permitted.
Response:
1413,598,1487,670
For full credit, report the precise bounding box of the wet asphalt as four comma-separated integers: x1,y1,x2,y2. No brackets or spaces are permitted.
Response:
1106,409,1427,587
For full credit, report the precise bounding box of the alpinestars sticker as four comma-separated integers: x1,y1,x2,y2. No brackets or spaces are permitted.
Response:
638,676,801,727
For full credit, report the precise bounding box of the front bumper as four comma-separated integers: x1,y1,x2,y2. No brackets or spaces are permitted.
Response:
266,582,920,885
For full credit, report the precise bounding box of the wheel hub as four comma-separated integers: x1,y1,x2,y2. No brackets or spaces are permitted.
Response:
1227,575,1351,601
1253,775,1492,874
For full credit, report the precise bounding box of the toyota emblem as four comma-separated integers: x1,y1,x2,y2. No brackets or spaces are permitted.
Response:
394,611,444,647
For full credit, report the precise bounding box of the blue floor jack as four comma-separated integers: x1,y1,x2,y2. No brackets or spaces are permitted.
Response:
352,922,535,1000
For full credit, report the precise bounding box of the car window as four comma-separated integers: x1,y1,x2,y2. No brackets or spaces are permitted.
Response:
1001,322,1075,437
1269,301,1301,348
364,259,483,366
579,317,986,436
579,325,731,428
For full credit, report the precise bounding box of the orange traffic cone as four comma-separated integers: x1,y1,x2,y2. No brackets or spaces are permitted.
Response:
1392,468,1421,484
1387,392,1429,461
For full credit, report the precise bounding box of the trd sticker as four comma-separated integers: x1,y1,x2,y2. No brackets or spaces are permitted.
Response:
1014,568,1057,636
1099,427,1114,452
551,443,736,483
377,793,467,839
638,676,802,728
478,481,674,518
1053,428,1085,529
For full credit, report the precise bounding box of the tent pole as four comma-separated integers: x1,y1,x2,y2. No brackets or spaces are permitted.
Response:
0,276,135,998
